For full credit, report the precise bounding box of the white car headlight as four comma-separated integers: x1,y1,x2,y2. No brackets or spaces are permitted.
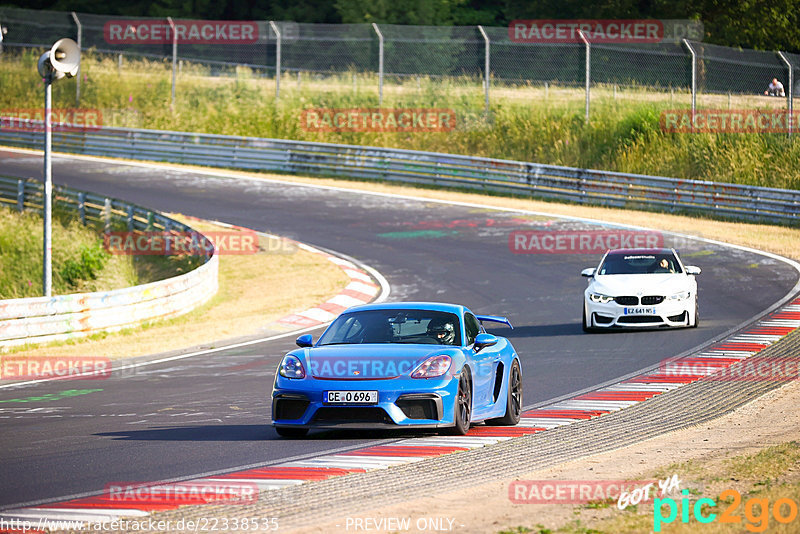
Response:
669,291,692,301
279,354,305,379
589,292,614,304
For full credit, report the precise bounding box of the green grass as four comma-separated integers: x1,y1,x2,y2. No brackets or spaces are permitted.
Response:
2,49,799,190
0,205,198,298
500,440,800,533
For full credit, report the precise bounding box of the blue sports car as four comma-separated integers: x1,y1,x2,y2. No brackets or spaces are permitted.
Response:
271,302,523,437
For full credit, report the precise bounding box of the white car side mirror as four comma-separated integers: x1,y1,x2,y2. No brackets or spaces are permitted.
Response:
581,268,596,277
685,266,701,275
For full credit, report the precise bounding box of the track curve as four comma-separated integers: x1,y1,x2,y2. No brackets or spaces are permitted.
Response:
0,148,797,509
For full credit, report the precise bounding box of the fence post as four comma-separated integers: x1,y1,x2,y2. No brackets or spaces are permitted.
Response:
578,30,590,124
778,51,793,136
478,25,490,114
104,197,111,234
126,204,134,230
683,39,696,116
167,17,177,111
372,23,384,106
78,191,86,225
17,180,24,212
164,220,171,254
71,12,81,106
269,21,281,99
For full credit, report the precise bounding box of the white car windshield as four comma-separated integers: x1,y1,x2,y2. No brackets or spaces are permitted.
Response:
598,253,682,275
317,309,462,346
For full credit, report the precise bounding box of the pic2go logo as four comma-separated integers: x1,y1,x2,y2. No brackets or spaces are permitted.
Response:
654,489,799,532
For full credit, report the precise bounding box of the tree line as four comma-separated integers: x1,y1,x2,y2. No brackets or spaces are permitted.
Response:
7,0,800,52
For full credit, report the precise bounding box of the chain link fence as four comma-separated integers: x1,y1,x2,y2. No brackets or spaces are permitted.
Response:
0,6,797,125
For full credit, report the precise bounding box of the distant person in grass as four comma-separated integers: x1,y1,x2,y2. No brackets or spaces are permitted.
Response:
765,78,785,97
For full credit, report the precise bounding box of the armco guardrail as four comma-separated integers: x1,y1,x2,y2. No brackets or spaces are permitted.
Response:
0,175,219,349
0,121,798,224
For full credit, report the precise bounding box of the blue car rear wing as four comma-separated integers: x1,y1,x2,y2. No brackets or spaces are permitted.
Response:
476,315,513,329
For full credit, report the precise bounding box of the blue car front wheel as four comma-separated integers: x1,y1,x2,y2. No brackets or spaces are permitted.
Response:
488,359,522,426
445,369,472,435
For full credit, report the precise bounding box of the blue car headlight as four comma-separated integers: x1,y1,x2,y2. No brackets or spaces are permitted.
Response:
279,354,305,379
411,355,451,378
589,292,614,304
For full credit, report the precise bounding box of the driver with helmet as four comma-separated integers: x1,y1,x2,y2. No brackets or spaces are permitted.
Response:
427,317,456,345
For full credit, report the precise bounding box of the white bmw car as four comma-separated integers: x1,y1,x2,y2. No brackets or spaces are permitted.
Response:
581,248,701,331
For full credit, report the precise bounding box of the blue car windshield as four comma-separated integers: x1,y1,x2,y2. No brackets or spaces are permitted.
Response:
598,253,682,275
317,309,462,346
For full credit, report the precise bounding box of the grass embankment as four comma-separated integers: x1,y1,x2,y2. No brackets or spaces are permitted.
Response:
500,440,800,534
1,50,799,190
13,215,350,358
0,205,190,298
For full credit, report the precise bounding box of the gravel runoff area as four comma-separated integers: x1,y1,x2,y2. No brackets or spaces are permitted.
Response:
67,327,800,534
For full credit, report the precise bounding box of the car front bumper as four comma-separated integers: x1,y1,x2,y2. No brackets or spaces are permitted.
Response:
271,376,458,429
585,298,694,328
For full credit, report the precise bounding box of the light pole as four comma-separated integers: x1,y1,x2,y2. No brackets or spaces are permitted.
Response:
37,38,80,297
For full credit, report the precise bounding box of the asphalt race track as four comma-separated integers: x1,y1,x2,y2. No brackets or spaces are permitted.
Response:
1,149,798,509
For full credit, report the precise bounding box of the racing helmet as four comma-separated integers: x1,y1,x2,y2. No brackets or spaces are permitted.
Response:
427,317,455,345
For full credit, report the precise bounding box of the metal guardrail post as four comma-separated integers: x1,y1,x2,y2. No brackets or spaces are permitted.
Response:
71,12,81,105
103,197,111,234
78,191,85,225
126,204,134,230
167,17,177,111
578,31,590,125
372,23,384,106
269,21,281,99
164,220,172,254
16,180,24,212
778,51,793,136
683,39,697,116
478,25,490,115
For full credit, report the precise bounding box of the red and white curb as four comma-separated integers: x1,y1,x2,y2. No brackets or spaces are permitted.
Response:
3,299,799,526
276,253,381,329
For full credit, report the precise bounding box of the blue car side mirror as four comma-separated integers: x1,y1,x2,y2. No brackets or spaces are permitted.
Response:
296,334,313,348
474,333,498,352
